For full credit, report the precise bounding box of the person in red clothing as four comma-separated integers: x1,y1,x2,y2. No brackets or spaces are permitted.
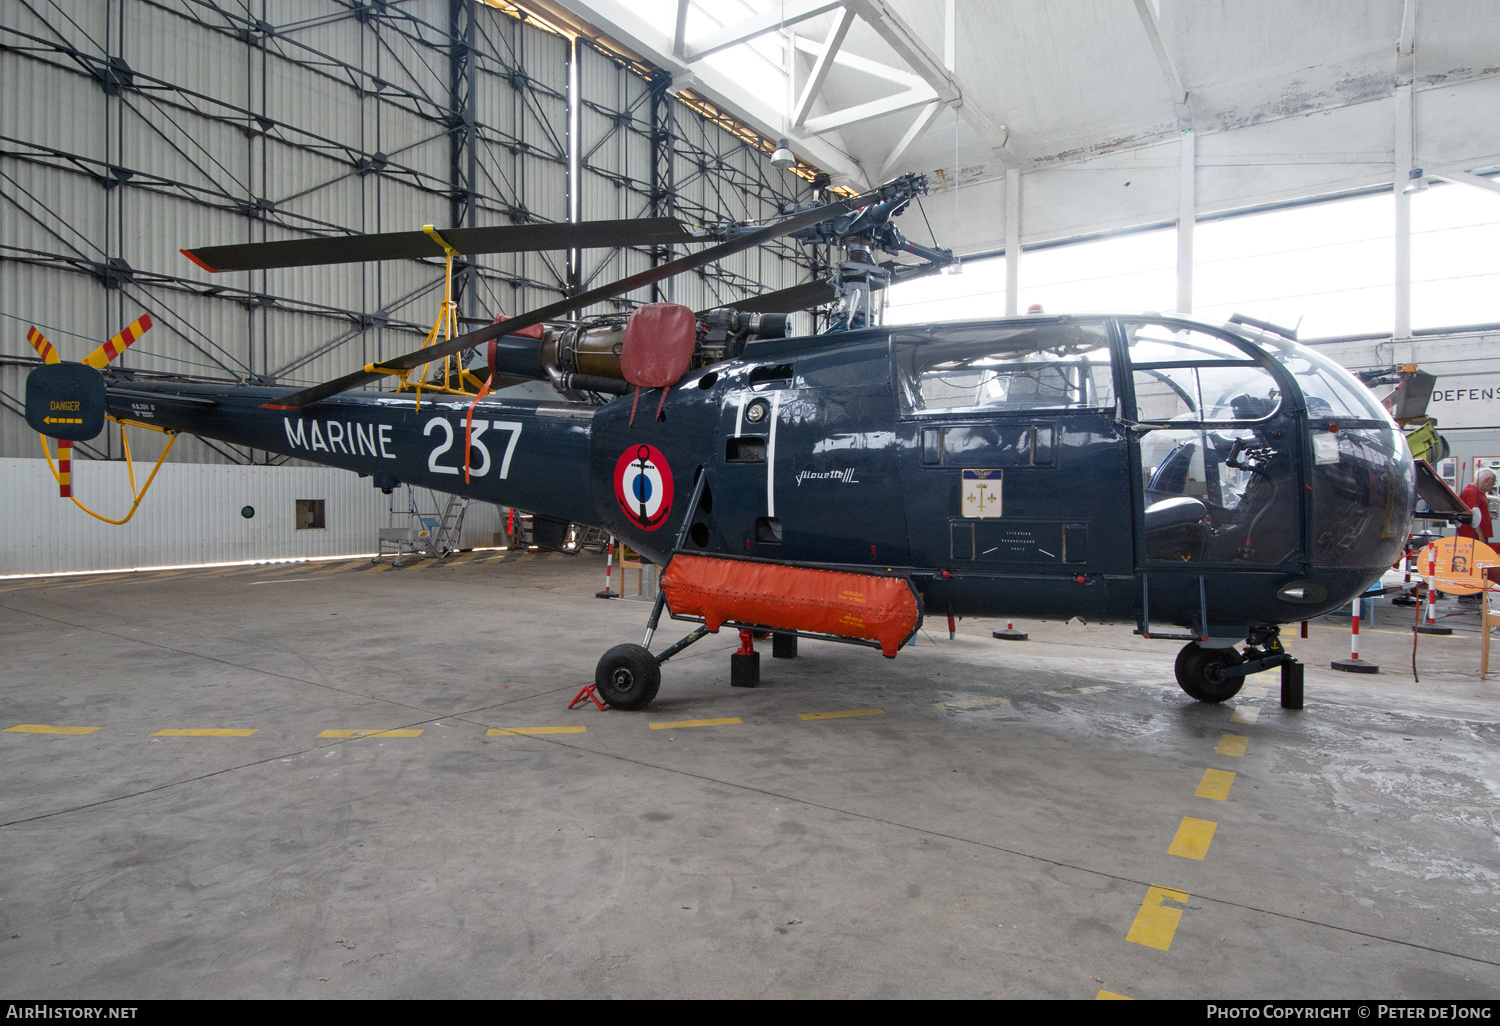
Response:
1458,468,1496,542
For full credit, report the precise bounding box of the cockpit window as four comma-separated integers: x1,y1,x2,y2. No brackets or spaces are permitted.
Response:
1124,322,1254,363
1127,323,1281,423
1267,345,1388,421
895,322,1113,415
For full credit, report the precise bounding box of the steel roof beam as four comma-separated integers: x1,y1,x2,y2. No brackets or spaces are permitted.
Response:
1429,168,1500,196
680,0,847,62
802,85,938,135
848,0,1015,166
546,0,869,187
792,6,858,131
879,100,942,177
1131,0,1191,125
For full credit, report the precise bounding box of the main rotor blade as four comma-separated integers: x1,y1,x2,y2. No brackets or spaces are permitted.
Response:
267,197,858,409
720,280,838,314
183,219,711,273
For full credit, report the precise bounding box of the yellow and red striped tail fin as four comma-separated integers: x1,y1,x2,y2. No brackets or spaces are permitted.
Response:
82,313,152,368
27,326,61,364
57,440,73,498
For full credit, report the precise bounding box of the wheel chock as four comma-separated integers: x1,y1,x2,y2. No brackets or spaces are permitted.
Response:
772,633,798,659
992,628,1028,641
731,653,760,687
1417,623,1453,636
595,589,619,599
1330,657,1379,674
568,684,608,711
1280,658,1304,710
731,629,760,687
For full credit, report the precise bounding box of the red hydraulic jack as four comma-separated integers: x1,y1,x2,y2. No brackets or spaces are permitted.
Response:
731,629,760,688
568,684,608,711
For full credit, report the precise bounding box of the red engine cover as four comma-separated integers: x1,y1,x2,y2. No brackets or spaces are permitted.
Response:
661,554,922,657
491,313,544,338
621,302,697,389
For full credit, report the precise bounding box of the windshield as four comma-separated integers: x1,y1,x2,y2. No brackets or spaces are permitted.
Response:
1233,336,1390,421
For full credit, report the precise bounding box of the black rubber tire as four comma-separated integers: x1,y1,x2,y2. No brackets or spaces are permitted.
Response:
595,643,661,710
1174,643,1246,703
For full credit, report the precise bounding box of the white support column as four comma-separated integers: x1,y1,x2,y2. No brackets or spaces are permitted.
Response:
1394,0,1416,341
1394,83,1414,341
1005,167,1020,316
1177,127,1195,315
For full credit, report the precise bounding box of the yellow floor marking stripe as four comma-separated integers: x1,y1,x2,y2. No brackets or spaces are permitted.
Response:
56,574,129,589
798,708,885,721
317,729,423,738
1239,685,1268,698
487,726,586,735
1097,991,1133,1000
1168,816,1218,860
1230,706,1260,725
153,728,258,737
443,553,480,567
1195,767,1236,801
362,562,394,572
1216,733,1249,757
5,724,99,735
310,560,365,575
649,717,742,730
933,697,1009,710
1126,885,1190,950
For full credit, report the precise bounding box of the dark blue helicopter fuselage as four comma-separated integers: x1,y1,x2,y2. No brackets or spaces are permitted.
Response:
107,314,1413,640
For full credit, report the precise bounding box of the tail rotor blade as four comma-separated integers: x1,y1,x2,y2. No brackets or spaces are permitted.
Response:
82,314,153,369
26,326,60,365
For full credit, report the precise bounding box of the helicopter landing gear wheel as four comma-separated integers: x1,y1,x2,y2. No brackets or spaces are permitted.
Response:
595,644,661,710
1174,643,1246,703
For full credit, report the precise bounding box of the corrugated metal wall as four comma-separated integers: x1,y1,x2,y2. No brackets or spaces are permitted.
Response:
0,458,502,574
1,1,814,572
1,0,574,464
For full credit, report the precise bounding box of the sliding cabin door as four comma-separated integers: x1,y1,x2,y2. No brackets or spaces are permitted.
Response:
894,320,1132,578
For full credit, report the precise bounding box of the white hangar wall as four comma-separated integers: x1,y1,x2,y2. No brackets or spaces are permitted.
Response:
0,459,501,576
1309,329,1500,489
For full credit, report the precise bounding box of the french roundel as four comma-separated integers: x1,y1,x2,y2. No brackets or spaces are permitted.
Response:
614,444,675,531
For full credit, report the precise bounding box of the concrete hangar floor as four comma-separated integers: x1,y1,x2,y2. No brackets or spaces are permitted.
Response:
0,552,1496,1000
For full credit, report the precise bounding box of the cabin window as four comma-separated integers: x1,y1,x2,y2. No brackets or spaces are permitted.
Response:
1125,322,1281,423
896,322,1113,415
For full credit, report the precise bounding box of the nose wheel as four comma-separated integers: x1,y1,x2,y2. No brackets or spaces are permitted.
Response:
1174,632,1305,708
1174,643,1246,703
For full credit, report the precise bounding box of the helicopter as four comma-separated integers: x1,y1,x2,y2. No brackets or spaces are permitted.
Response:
24,173,1426,712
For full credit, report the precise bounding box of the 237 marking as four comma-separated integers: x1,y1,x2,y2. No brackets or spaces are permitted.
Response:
424,417,521,478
